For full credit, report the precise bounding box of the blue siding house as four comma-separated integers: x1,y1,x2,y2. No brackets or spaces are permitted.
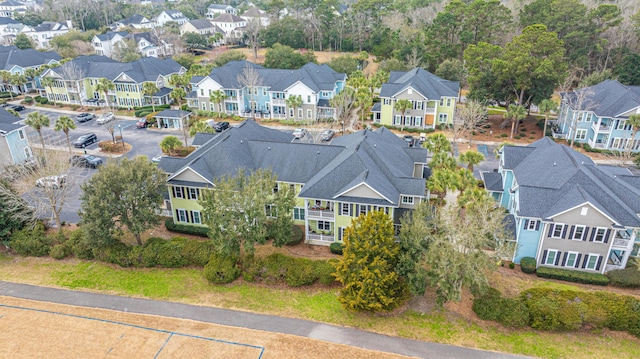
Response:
0,108,32,167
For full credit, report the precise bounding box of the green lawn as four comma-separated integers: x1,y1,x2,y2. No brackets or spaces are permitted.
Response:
0,258,639,359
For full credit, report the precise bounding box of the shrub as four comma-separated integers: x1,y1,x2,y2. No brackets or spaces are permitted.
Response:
536,266,609,286
180,237,215,266
98,141,122,152
23,96,33,103
170,145,196,157
606,268,640,288
520,257,536,274
499,133,508,138
204,254,240,284
67,227,93,259
165,218,209,237
285,225,304,246
509,262,515,269
92,242,133,267
49,244,69,259
316,259,337,285
284,257,317,287
241,253,334,286
10,223,51,257
38,97,48,104
329,242,343,255
472,288,530,328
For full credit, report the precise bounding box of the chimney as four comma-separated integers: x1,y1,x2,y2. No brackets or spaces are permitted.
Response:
66,20,73,29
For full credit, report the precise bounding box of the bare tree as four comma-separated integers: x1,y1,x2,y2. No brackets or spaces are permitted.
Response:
459,101,488,148
405,48,423,69
237,65,263,118
562,86,595,149
59,61,86,105
330,87,356,134
244,19,262,62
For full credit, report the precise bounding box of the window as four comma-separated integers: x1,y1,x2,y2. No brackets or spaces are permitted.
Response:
177,209,187,222
575,129,587,140
188,188,198,200
341,203,351,216
200,89,204,96
18,129,24,140
298,109,303,118
585,254,599,270
594,227,607,242
401,196,414,204
293,207,305,220
544,249,558,265
383,98,390,105
550,223,565,238
393,115,401,125
307,109,312,119
413,101,422,110
571,225,585,240
446,98,452,106
359,205,368,216
262,88,266,96
173,186,184,199
317,221,330,230
439,99,444,106
338,227,345,241
289,108,293,117
307,95,311,103
524,219,539,231
565,252,578,268
272,183,279,193
192,211,201,224
438,113,448,123
265,204,275,217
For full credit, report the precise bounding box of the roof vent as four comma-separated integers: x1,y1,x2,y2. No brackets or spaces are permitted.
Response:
317,151,320,154
268,146,270,150
553,162,556,166
240,140,243,143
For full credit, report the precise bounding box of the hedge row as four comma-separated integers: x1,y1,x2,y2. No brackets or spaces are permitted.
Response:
536,266,609,286
606,268,640,288
521,287,640,336
472,288,530,328
165,218,209,237
520,257,536,274
241,253,337,287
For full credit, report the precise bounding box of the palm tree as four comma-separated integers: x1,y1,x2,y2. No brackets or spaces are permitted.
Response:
458,150,485,172
455,168,478,193
40,76,56,106
53,115,76,154
505,104,526,140
170,87,187,109
25,111,50,159
209,89,227,113
627,114,640,154
9,73,27,98
142,82,159,112
427,168,456,203
538,99,558,139
423,133,452,154
286,94,303,121
430,152,457,170
394,98,412,132
0,70,10,94
95,78,115,109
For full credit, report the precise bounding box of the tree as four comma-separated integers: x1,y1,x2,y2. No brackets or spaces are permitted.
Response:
458,151,484,172
212,50,246,67
199,169,293,258
286,94,303,122
505,104,526,140
394,98,412,132
615,53,640,86
626,114,640,156
538,98,558,138
330,87,355,132
40,77,56,106
422,133,452,155
53,116,76,154
0,178,34,241
435,58,466,86
80,156,167,246
355,87,372,129
261,17,307,48
142,82,159,112
244,18,262,62
113,38,141,62
25,112,50,157
209,89,227,113
170,87,187,108
9,74,27,98
264,43,317,69
14,33,34,49
396,202,432,296
458,100,487,147
333,210,407,312
189,120,215,137
95,78,114,109
159,135,182,154
237,64,262,117
427,168,457,202
327,55,359,76
182,32,209,52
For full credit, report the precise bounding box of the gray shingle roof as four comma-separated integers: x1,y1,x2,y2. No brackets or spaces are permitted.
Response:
561,79,640,117
481,171,503,191
211,13,245,23
185,19,215,29
48,56,183,83
380,68,459,99
504,138,640,226
156,109,190,118
118,14,148,26
96,31,128,41
0,46,60,70
0,108,23,133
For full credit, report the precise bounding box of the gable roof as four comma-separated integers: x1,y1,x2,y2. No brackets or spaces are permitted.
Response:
184,19,216,30
380,67,459,99
32,21,68,32
162,10,187,19
0,108,23,134
561,79,640,118
211,13,245,23
0,46,60,70
503,137,640,226
161,120,427,205
96,31,128,42
117,14,150,26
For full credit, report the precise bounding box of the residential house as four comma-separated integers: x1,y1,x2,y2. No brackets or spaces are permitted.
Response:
158,120,429,245
20,21,71,49
40,55,185,108
186,60,346,121
554,80,640,152
0,0,26,19
0,108,31,166
93,31,169,59
240,6,270,27
0,16,19,35
92,31,128,58
0,45,60,92
206,4,236,19
372,68,459,130
209,13,245,44
482,137,640,274
155,10,188,27
111,14,155,30
179,19,223,36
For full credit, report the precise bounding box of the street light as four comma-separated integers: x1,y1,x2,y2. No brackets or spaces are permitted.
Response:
118,124,124,148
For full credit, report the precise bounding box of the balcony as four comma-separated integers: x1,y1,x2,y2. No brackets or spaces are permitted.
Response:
605,264,624,272
425,107,436,114
587,138,607,149
591,121,611,134
272,98,285,105
307,232,334,243
307,209,335,219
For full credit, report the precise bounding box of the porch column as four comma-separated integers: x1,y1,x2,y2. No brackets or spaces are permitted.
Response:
303,199,309,243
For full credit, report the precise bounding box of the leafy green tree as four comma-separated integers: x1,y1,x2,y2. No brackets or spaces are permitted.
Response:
355,87,372,128
327,55,359,76
579,69,614,88
333,210,407,312
209,89,227,113
377,58,407,73
170,87,187,108
463,42,504,102
430,152,457,171
458,150,484,172
261,17,307,48
505,104,527,140
0,179,33,241
394,98,412,132
25,112,50,156
426,168,457,202
14,12,45,27
199,169,293,258
538,98,558,138
211,50,246,67
264,43,317,69
95,78,115,108
285,94,303,121
80,156,167,246
615,53,640,86
396,202,432,296
53,115,76,154
188,120,215,137
173,53,196,70
159,135,181,154
40,77,56,106
142,82,159,112
14,33,34,49
113,38,141,62
9,74,27,98
435,58,466,85
182,32,209,51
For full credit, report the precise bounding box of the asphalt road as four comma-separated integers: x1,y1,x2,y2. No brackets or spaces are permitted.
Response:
0,281,533,359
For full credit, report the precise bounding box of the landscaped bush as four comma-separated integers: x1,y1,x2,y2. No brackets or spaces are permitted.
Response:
98,141,122,152
472,288,530,328
38,97,48,104
93,242,134,267
23,96,33,103
67,227,94,259
165,218,209,237
170,145,196,157
0,91,18,98
520,257,536,274
241,253,335,287
606,268,640,288
317,259,337,285
536,266,609,286
284,257,317,287
286,225,303,246
10,223,51,257
50,243,70,259
329,242,343,255
139,237,187,268
204,254,240,284
177,237,215,266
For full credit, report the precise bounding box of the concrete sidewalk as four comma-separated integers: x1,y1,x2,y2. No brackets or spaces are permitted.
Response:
0,281,532,359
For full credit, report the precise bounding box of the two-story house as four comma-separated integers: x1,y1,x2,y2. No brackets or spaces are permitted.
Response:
372,68,459,130
209,13,245,44
19,21,70,49
158,120,429,245
155,10,188,27
554,80,640,152
0,0,26,19
92,31,128,58
40,55,185,108
0,45,60,92
0,108,31,166
206,4,237,19
179,19,223,36
111,14,155,30
481,137,640,273
186,60,346,121
240,6,270,27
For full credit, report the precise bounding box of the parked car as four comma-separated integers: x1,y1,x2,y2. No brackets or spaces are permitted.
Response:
6,104,25,111
71,154,103,168
403,135,416,147
35,174,67,189
72,133,98,148
136,118,149,128
151,154,163,163
96,112,114,124
321,129,335,141
76,113,95,123
213,121,230,132
292,128,307,139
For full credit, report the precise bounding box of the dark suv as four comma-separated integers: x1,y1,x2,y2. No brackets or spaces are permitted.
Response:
72,133,98,148
213,121,230,132
71,154,103,168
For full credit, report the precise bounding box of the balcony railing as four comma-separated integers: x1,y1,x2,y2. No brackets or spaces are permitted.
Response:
588,138,607,149
307,209,335,219
307,232,334,242
271,98,285,105
591,121,611,134
605,264,624,272
425,107,436,114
